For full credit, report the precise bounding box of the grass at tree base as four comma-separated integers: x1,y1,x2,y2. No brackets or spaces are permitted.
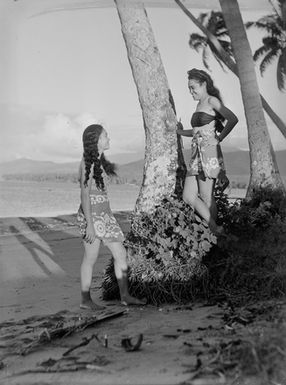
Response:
102,256,209,305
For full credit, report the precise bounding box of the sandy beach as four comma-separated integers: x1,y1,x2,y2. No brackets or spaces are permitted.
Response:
0,213,285,385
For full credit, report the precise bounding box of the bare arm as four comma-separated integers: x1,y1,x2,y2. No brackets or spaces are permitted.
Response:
176,121,194,137
209,96,238,142
79,159,96,243
177,129,194,137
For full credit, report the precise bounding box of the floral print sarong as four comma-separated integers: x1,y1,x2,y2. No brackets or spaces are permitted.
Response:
187,126,226,179
77,184,124,244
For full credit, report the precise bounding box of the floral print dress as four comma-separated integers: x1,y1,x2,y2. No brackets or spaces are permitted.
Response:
77,175,124,244
187,111,226,179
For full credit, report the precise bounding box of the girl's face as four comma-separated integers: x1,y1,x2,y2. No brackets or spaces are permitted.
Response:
97,129,110,151
188,79,207,101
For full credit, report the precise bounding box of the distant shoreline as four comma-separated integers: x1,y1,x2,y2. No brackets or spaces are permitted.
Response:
0,187,247,220
0,209,133,220
0,181,140,218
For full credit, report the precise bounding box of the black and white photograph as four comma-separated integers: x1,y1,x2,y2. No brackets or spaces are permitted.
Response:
0,0,286,384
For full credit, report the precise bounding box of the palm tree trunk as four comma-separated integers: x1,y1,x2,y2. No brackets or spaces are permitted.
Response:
219,0,285,195
114,0,183,213
174,0,286,140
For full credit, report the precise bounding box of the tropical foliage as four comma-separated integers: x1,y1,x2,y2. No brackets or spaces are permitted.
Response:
102,195,217,304
246,0,286,91
102,186,286,304
205,187,286,301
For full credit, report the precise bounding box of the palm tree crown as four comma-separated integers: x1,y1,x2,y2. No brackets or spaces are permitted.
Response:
246,0,286,91
189,11,234,71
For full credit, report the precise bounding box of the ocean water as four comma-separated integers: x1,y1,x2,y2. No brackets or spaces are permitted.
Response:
0,181,140,218
0,180,247,218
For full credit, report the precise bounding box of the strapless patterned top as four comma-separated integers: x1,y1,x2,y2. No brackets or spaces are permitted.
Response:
191,111,216,128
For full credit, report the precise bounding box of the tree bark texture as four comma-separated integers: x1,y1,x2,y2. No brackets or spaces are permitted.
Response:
114,0,181,213
219,0,285,196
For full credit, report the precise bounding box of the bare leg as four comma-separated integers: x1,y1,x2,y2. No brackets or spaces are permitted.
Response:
183,175,219,233
80,238,105,310
106,242,146,305
198,175,217,221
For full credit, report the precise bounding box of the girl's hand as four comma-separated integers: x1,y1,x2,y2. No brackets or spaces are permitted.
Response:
83,223,96,243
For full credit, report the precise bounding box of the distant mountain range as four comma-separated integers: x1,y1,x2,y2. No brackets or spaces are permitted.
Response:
115,150,286,184
0,158,79,177
0,150,285,182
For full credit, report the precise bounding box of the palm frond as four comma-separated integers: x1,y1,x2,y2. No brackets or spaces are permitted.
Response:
207,11,229,37
255,14,280,24
202,46,212,71
198,36,234,69
253,45,271,62
262,36,280,49
213,51,228,72
192,42,206,52
245,19,270,29
279,47,286,75
189,33,207,51
189,32,206,42
216,30,230,39
245,21,255,29
197,12,209,26
269,0,283,19
245,18,283,36
204,40,231,72
260,48,280,75
277,48,286,91
218,39,234,57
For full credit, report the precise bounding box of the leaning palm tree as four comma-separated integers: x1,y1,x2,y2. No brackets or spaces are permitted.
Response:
175,0,286,139
114,0,185,214
102,0,216,304
218,0,285,195
246,0,286,91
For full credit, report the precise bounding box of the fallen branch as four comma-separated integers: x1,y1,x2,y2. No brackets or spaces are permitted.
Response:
62,333,98,356
10,363,111,375
0,308,125,357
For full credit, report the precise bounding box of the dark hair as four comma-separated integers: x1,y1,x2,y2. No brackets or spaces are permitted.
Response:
187,68,225,132
82,124,117,189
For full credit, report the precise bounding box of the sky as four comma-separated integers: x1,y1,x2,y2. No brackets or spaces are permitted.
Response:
0,1,285,164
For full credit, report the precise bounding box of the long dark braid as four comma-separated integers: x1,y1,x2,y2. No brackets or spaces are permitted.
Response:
82,124,117,190
187,68,225,132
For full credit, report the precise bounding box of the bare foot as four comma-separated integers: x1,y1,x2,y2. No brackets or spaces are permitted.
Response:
210,224,227,237
121,295,147,306
213,226,239,241
214,225,226,236
80,300,106,311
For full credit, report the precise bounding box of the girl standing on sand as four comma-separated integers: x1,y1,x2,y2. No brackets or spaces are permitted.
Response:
77,124,145,310
177,68,238,235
